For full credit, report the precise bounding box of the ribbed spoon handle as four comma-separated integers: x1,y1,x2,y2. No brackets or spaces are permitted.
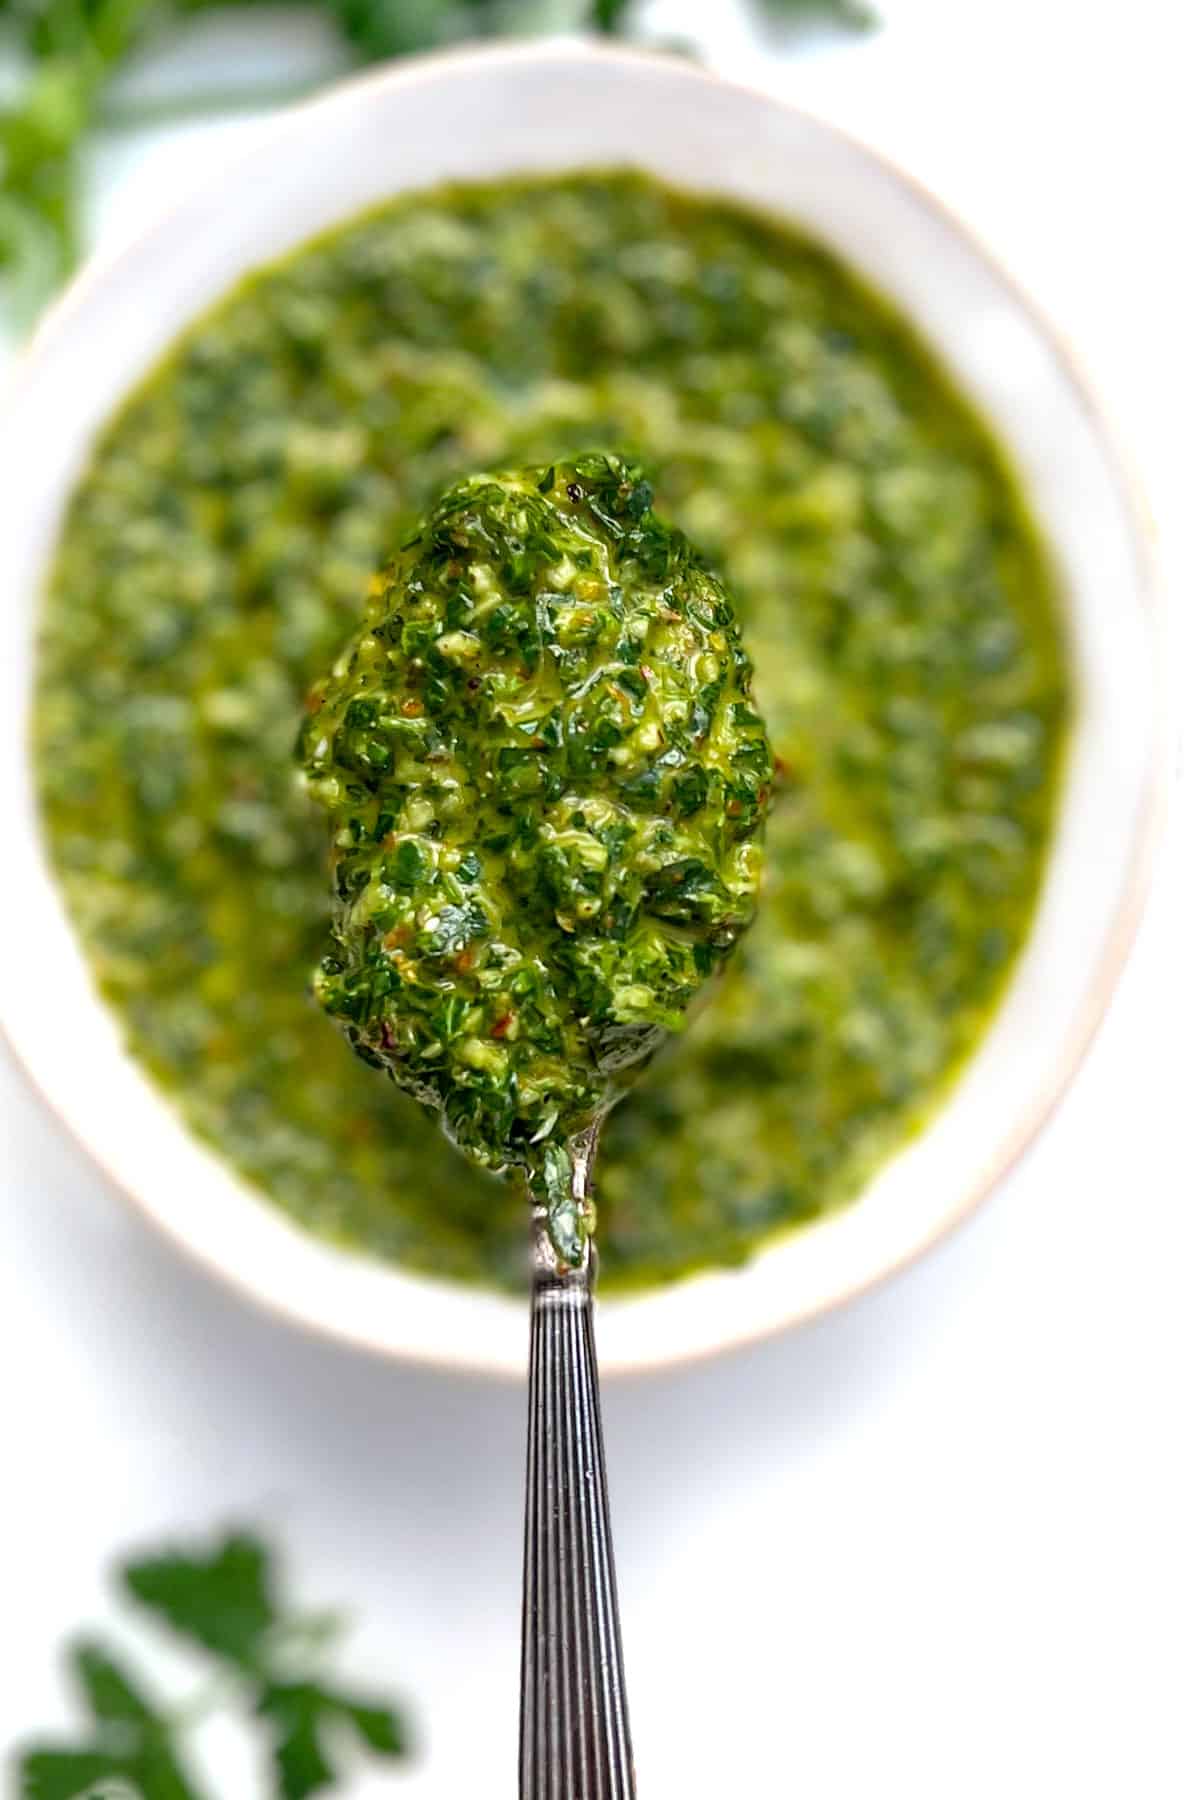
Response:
519,1203,635,1798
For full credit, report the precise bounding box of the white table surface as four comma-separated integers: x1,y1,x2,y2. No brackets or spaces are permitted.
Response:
2,1,1196,1793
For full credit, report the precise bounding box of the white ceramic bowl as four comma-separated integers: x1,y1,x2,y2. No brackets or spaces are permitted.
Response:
0,42,1161,1376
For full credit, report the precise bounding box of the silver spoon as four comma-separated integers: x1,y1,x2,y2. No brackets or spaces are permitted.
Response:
519,1121,636,1799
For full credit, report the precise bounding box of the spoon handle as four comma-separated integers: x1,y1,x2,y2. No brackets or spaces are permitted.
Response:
520,1220,636,1798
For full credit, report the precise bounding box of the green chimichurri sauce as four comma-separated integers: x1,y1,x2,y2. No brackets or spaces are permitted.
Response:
299,456,771,1263
34,171,1069,1293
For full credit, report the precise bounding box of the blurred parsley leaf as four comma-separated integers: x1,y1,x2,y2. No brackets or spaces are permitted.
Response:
258,1681,410,1800
19,1747,127,1800
13,1529,412,1800
122,1530,276,1671
589,0,633,32
20,1638,205,1799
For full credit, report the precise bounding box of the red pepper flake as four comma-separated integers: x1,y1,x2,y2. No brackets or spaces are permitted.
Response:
401,697,424,717
454,949,475,974
726,798,744,817
490,1012,515,1039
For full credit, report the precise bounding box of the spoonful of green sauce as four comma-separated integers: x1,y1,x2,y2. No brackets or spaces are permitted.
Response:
300,453,770,1794
299,453,771,1267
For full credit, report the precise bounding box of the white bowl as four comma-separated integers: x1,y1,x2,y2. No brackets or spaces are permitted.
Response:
0,42,1161,1376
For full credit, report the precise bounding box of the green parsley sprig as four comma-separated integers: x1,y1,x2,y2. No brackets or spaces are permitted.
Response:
15,1528,411,1800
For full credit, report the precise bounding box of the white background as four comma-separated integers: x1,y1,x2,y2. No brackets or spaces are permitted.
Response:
2,1,1196,1793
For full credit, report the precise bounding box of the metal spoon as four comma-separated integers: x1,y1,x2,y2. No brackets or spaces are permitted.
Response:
519,1121,636,1799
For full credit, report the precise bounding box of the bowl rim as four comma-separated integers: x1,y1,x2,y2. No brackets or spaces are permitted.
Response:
0,38,1167,1380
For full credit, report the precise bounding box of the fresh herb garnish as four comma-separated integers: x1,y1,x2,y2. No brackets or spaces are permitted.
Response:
299,454,772,1263
15,1528,411,1800
0,0,876,321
